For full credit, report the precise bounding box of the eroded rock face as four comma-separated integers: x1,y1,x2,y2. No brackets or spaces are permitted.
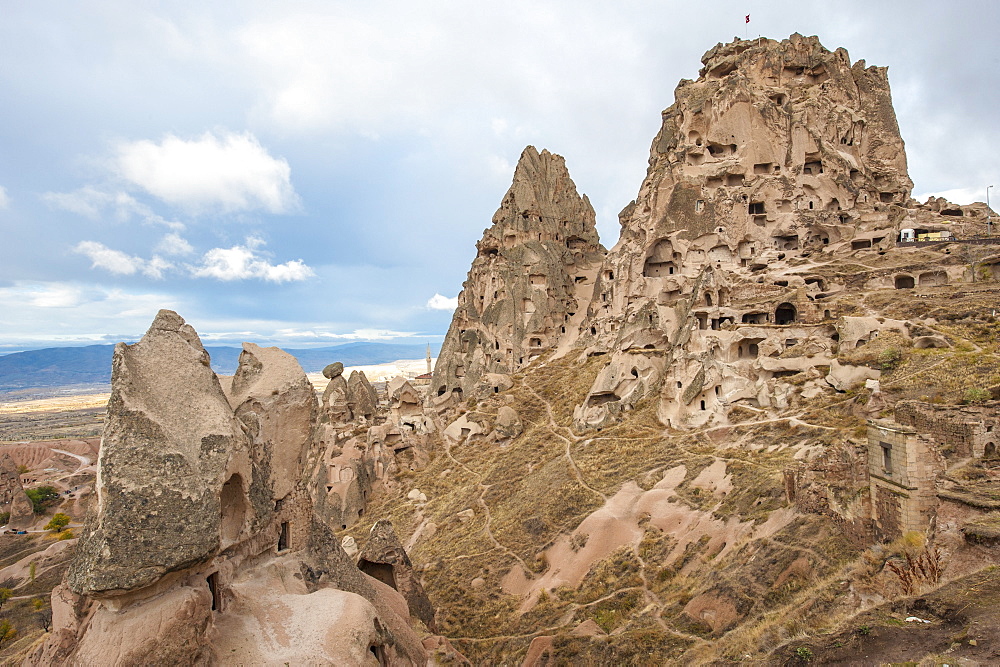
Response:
347,370,378,421
0,454,33,529
224,342,318,503
358,519,437,633
68,309,247,594
572,33,940,429
432,146,606,402
37,311,428,666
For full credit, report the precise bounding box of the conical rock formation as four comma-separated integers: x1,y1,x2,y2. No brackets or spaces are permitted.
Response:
432,146,606,402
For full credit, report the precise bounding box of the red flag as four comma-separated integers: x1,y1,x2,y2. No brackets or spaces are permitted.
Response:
745,14,750,23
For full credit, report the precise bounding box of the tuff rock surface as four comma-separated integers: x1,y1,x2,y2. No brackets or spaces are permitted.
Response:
0,454,34,530
431,146,606,403
32,311,430,666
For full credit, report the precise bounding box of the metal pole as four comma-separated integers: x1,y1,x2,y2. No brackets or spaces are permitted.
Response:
988,185,994,237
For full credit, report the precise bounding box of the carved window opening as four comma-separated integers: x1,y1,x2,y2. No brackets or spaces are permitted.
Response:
359,559,397,591
207,572,220,611
803,160,823,175
881,443,893,474
220,474,247,545
700,400,706,411
695,199,704,212
278,521,290,552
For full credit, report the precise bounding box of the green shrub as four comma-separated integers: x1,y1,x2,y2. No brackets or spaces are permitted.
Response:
794,646,813,662
963,388,991,404
878,347,902,371
25,486,59,514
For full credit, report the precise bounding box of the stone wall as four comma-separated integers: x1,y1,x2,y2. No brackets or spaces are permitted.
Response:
894,400,1000,458
867,420,941,540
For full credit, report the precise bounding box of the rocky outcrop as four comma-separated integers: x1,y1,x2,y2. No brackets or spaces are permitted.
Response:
0,454,33,529
568,33,986,429
357,519,437,632
68,309,247,594
432,146,606,402
347,370,378,421
321,361,350,422
33,311,427,666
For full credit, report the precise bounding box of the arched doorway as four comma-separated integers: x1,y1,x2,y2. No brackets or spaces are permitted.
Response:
775,303,797,325
220,474,247,544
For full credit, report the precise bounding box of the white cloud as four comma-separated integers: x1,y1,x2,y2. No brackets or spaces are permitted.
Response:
74,241,146,276
156,232,194,256
113,131,299,213
0,186,9,209
273,328,420,341
28,284,85,308
191,237,314,282
0,281,181,345
426,293,458,311
44,186,186,230
143,255,174,280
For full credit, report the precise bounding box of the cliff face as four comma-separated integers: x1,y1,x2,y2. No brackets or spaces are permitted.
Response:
431,146,605,402
570,33,978,430
36,311,430,666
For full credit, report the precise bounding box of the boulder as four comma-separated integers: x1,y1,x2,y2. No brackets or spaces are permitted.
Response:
825,360,880,392
494,406,523,439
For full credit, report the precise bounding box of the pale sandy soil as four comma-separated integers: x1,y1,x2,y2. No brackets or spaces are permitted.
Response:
0,394,110,414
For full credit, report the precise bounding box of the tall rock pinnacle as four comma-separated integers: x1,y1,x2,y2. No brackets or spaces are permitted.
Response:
431,146,605,401
572,34,947,430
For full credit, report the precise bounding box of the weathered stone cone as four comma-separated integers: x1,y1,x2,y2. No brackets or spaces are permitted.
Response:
69,308,245,594
33,310,431,666
358,519,438,633
0,453,34,530
431,145,606,403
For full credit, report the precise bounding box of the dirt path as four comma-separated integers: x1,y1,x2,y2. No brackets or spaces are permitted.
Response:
524,386,606,501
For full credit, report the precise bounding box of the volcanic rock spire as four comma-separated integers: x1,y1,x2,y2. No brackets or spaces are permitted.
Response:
431,146,605,401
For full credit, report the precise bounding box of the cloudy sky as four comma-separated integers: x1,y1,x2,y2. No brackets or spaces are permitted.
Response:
1,1,997,351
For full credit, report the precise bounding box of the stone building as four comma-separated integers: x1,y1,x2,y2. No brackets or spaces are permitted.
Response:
866,419,941,540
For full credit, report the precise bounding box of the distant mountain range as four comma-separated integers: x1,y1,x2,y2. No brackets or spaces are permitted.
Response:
0,342,438,393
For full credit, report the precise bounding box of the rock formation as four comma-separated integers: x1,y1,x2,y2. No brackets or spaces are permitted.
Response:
32,311,429,665
0,453,34,530
347,369,378,421
357,519,437,632
431,146,606,402
321,361,350,421
570,33,995,430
